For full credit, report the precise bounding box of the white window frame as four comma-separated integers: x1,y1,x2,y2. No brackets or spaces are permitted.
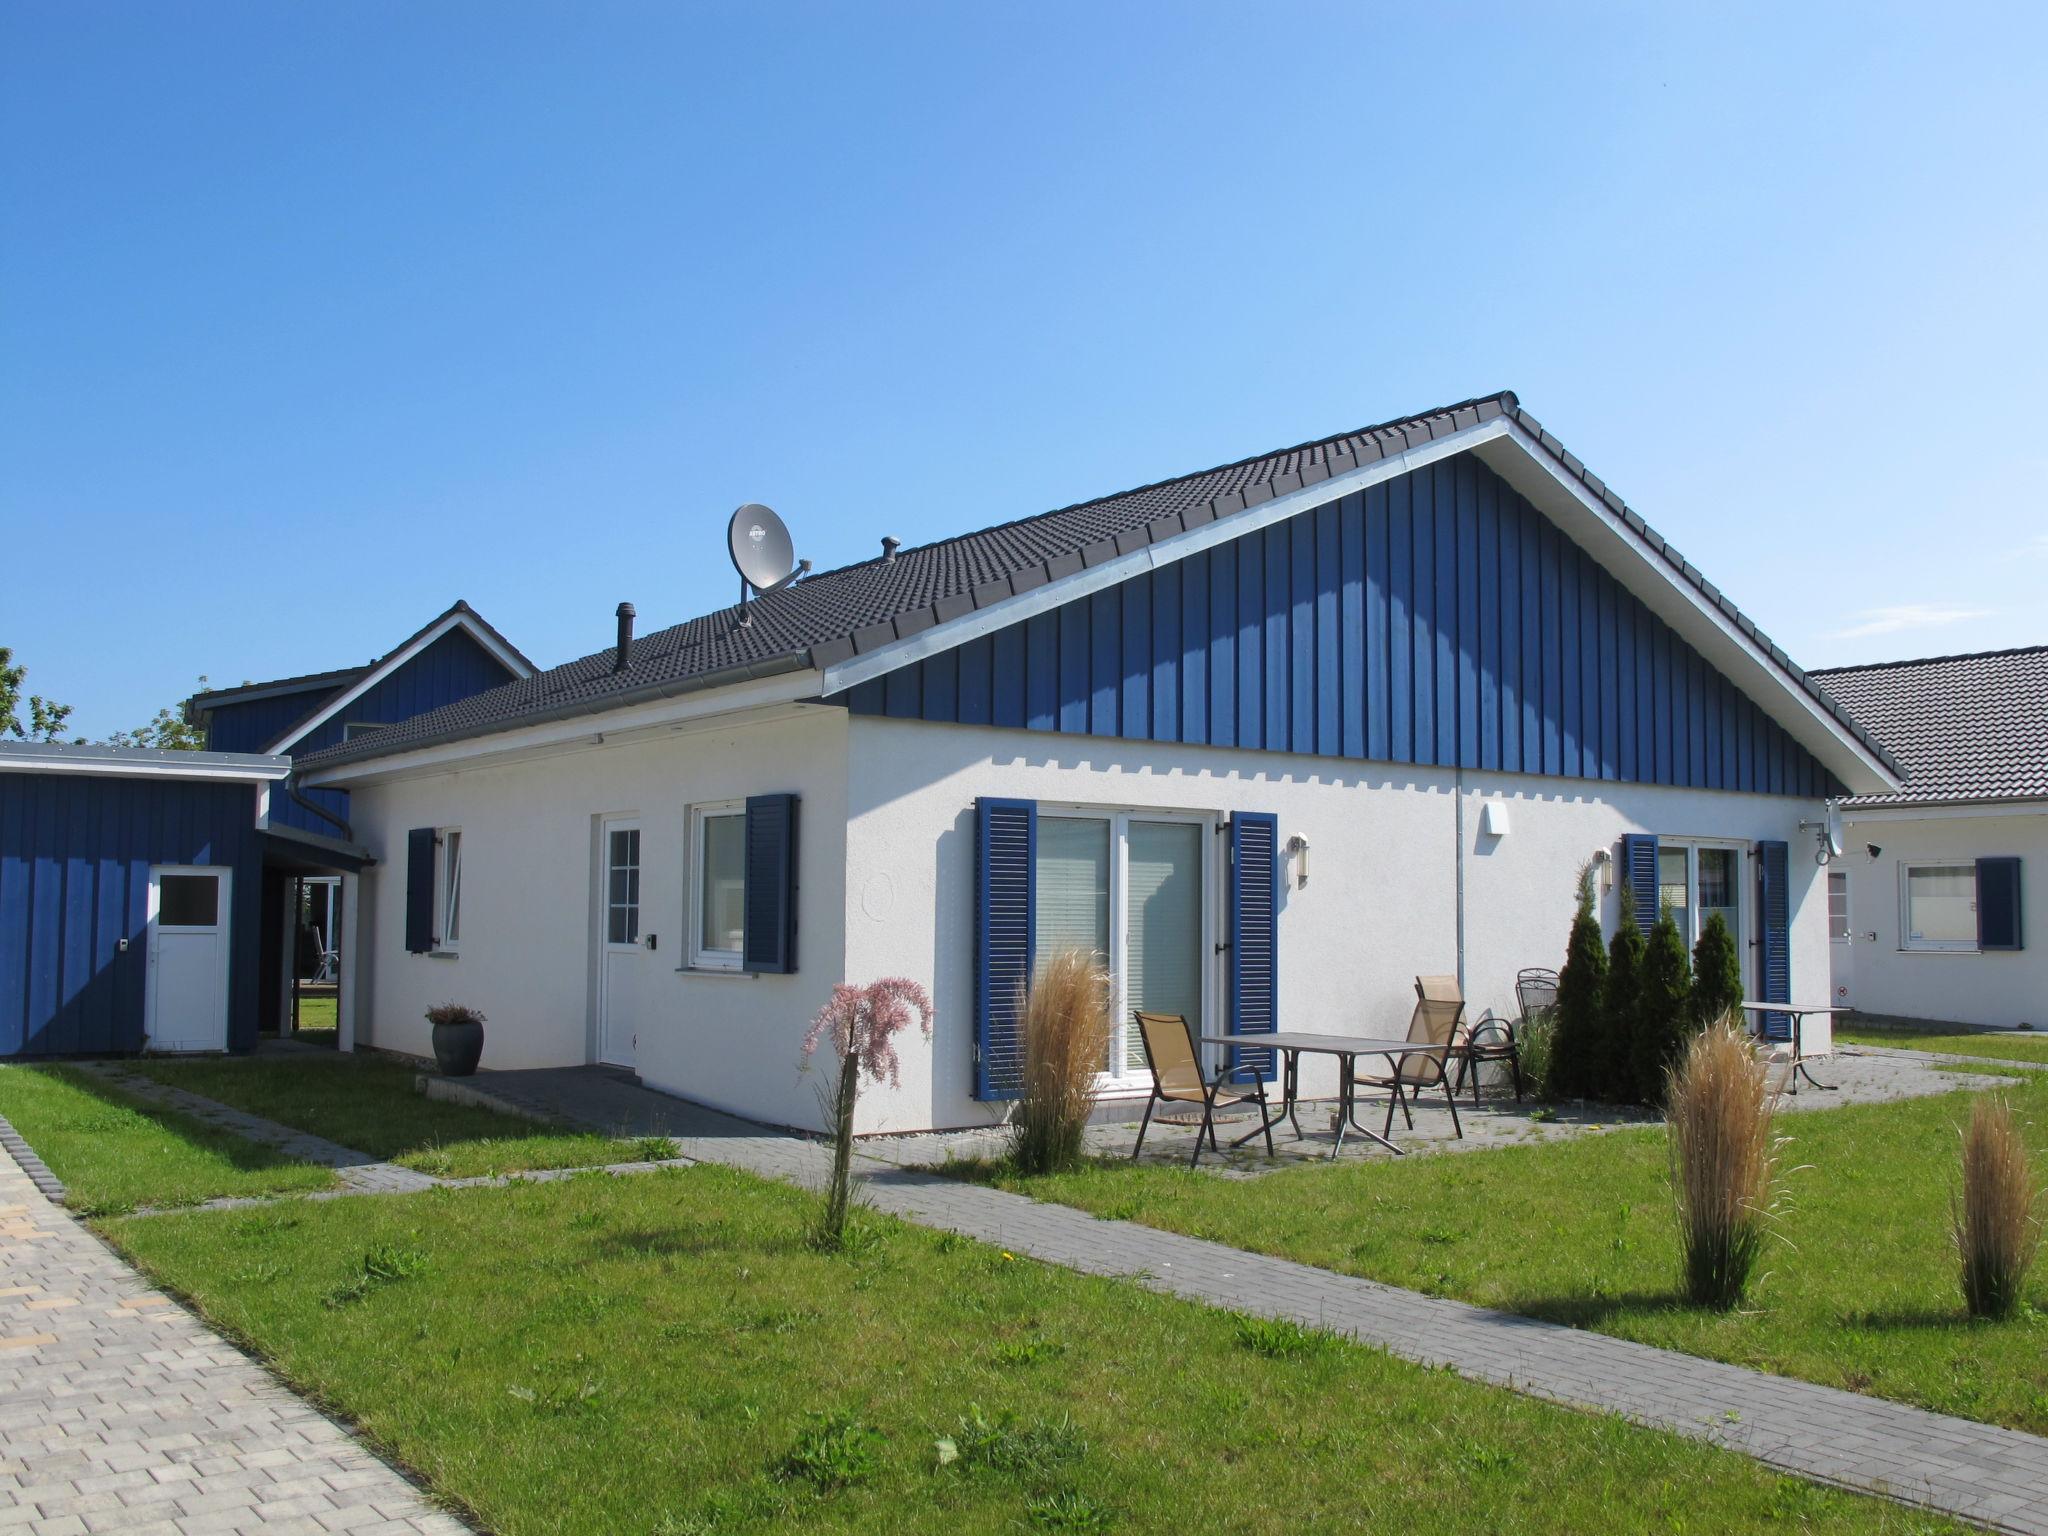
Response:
1899,859,1980,953
1035,802,1218,1090
1654,838,1750,988
1827,871,1851,944
435,827,463,953
687,800,747,971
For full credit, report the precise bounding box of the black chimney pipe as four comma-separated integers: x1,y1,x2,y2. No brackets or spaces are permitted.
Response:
881,536,900,563
614,602,636,671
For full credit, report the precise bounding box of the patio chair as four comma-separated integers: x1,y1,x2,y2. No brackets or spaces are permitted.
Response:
1432,971,1531,1105
1352,989,1465,1140
1129,1010,1275,1168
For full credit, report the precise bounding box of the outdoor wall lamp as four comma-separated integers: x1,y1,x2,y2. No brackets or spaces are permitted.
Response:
1591,846,1614,895
1285,834,1310,888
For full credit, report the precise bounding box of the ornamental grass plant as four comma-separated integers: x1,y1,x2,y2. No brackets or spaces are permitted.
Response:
1011,947,1113,1176
1667,1020,1781,1310
1954,1094,2041,1320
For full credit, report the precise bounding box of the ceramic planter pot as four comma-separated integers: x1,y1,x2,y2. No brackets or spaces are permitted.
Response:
430,1018,484,1076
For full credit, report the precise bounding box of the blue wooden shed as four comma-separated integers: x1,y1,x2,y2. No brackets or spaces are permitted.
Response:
0,743,291,1057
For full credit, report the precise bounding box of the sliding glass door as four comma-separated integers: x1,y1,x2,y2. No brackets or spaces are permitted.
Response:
1033,809,1213,1086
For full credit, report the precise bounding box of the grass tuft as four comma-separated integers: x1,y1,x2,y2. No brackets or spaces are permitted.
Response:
1011,948,1112,1176
774,1412,882,1491
1954,1095,2042,1320
1233,1313,1340,1358
1667,1021,1781,1310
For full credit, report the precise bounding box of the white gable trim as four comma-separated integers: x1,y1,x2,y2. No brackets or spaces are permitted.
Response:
0,751,290,784
819,417,1900,797
263,610,534,756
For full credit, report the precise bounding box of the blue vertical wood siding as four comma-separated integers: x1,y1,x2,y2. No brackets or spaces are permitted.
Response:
847,455,1841,798
252,628,521,835
0,774,263,1058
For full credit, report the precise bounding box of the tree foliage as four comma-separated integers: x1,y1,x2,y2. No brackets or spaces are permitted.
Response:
1691,912,1744,1028
1599,890,1648,1103
1634,908,1696,1107
103,677,210,751
1547,861,1609,1100
0,646,75,742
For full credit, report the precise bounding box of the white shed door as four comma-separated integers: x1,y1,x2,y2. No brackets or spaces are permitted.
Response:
147,867,230,1053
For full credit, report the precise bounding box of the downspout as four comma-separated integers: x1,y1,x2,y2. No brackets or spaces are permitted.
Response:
1454,766,1467,996
286,773,354,842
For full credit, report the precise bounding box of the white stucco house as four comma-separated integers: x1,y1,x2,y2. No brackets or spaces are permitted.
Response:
297,392,1904,1133
1810,646,2040,1029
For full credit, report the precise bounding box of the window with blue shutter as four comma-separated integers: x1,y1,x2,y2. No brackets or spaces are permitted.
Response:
975,798,1036,1101
1757,839,1792,1040
741,794,799,974
1978,857,2023,951
1227,811,1279,1083
1620,833,1658,936
405,828,437,953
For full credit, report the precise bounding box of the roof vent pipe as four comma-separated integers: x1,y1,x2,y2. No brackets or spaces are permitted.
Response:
880,536,900,563
614,602,636,672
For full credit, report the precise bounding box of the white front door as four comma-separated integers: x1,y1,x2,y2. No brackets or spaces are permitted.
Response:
597,820,642,1069
146,866,230,1053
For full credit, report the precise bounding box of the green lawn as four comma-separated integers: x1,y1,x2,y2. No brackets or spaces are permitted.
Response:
106,1167,1959,1536
944,1074,2048,1435
127,1053,659,1179
0,1064,336,1214
1837,1019,2048,1065
290,992,338,1045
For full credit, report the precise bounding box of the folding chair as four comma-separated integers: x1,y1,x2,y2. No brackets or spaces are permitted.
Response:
1129,1010,1275,1168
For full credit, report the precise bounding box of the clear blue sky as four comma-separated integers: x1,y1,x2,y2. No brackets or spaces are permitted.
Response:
5,2,2044,739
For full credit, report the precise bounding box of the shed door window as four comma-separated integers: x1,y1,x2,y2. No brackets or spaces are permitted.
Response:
1904,863,1977,951
158,873,221,928
606,828,642,946
1697,847,1739,944
694,809,746,964
1828,872,1850,942
1657,847,1690,934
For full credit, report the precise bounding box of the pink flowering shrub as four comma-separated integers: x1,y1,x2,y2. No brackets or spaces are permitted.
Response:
802,977,934,1249
802,978,934,1089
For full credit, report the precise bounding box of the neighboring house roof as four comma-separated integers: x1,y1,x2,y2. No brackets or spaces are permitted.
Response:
191,601,537,755
299,392,1903,789
0,740,291,783
1811,645,2048,807
189,665,369,714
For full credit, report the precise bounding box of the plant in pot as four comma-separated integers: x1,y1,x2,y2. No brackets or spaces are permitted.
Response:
425,1002,486,1076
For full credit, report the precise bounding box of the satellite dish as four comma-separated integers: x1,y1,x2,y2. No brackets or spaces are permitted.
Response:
727,504,796,594
1825,808,1846,860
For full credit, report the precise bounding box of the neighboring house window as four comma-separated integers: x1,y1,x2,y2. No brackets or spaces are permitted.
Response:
1034,808,1208,1082
1828,871,1850,942
343,721,388,740
1901,862,1979,952
606,825,641,946
689,803,746,968
438,828,463,950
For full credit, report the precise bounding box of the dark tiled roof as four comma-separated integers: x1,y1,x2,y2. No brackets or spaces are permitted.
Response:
1810,646,2048,806
300,393,1900,779
189,665,366,713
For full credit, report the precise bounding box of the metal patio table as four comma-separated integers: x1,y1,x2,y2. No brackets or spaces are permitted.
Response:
1199,1031,1453,1157
1738,1001,1843,1093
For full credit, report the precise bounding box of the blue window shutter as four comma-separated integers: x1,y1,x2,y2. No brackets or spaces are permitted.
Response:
975,797,1035,1101
404,828,436,954
1978,857,2023,951
742,793,799,974
1228,812,1279,1083
1758,839,1792,1040
1620,833,1658,936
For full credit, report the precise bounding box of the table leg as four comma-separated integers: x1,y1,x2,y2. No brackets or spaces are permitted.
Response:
1230,1048,1291,1151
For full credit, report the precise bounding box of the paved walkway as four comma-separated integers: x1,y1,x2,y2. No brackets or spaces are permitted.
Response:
458,1062,2048,1535
79,1064,439,1194
0,1137,471,1535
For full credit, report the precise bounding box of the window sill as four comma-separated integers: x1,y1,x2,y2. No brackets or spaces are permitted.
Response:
1899,947,1980,956
675,965,754,980
427,949,459,961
